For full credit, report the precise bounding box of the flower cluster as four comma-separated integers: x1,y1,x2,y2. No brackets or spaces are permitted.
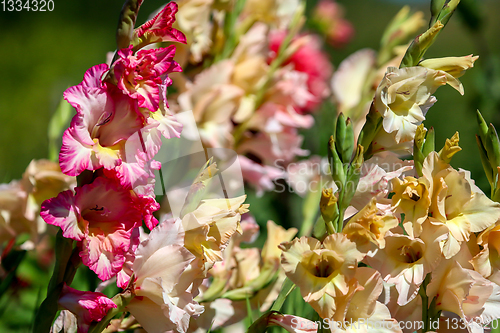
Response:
5,1,500,333
34,2,247,332
168,0,346,196
272,3,500,331
41,2,186,282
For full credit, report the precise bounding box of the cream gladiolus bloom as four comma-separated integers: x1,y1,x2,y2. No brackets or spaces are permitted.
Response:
182,195,249,272
329,268,402,333
426,260,494,323
471,224,500,285
390,176,431,237
365,221,447,306
280,234,364,319
375,66,459,144
126,219,204,333
422,153,500,259
343,198,399,253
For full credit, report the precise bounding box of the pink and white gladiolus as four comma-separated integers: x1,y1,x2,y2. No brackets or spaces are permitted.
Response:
40,176,158,280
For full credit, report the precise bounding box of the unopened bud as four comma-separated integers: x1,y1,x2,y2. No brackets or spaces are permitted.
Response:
438,131,461,163
320,188,338,223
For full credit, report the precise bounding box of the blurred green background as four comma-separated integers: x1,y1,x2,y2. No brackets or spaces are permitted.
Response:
1,0,500,331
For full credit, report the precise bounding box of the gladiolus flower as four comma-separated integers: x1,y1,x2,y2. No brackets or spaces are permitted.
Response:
329,268,402,333
311,0,355,48
419,55,479,94
279,234,364,318
422,152,500,258
133,2,187,49
40,176,157,280
58,284,117,333
61,64,142,178
390,176,431,237
343,198,399,253
365,221,447,306
126,218,204,333
471,224,500,285
375,66,460,143
351,151,413,211
269,31,333,112
114,45,182,112
426,260,494,322
182,195,249,272
268,313,318,333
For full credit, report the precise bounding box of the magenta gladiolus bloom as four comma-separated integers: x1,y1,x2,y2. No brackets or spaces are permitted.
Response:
133,2,187,47
59,63,181,188
61,64,143,176
40,176,158,280
58,284,117,333
114,45,182,112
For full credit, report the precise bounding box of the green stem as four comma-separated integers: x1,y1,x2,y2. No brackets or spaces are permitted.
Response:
419,273,431,332
334,181,346,233
325,220,336,235
32,231,77,333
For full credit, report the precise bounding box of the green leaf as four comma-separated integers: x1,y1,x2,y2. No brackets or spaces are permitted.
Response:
270,278,296,312
476,134,494,186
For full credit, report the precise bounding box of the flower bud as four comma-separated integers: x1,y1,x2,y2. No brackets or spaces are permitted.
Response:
328,136,346,185
400,21,443,68
320,188,338,223
438,131,461,163
378,6,425,65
